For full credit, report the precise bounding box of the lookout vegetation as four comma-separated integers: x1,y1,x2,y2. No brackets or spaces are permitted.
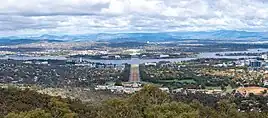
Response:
1,85,268,118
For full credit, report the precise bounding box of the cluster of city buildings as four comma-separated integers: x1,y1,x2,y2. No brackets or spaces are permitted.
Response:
0,51,15,55
212,54,268,71
22,59,126,70
95,83,169,94
172,88,223,95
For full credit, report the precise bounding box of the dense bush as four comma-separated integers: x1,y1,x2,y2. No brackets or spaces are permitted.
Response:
1,85,268,118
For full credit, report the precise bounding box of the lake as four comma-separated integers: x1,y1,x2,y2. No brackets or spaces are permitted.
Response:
1,48,268,64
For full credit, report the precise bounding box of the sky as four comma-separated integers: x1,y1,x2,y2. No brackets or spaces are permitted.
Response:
0,0,268,36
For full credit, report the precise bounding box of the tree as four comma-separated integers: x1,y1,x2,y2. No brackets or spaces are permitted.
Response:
114,80,123,86
216,100,243,118
262,90,267,94
221,84,226,91
130,84,170,105
144,102,199,118
97,99,141,118
129,85,170,117
189,101,219,118
5,108,52,118
48,98,78,118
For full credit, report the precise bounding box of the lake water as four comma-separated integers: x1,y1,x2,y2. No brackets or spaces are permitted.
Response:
79,58,196,65
197,48,268,59
0,55,67,60
1,48,268,64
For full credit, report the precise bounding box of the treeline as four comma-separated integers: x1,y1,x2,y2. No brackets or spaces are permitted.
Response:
174,90,268,112
0,60,124,87
1,86,268,118
118,64,130,82
0,87,94,118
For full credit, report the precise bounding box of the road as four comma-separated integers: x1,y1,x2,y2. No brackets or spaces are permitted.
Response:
129,64,140,82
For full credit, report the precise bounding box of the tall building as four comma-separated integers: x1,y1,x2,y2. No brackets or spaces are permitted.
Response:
79,57,83,63
248,59,262,71
249,60,262,68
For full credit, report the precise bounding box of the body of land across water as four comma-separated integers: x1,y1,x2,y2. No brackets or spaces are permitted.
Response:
1,48,268,64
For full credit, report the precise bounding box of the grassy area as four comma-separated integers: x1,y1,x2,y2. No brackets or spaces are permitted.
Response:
205,85,234,93
225,85,235,93
178,79,196,83
157,79,196,84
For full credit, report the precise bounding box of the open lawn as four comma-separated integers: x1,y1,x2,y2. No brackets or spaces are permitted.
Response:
157,79,196,84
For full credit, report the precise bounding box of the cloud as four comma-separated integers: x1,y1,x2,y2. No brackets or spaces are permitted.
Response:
0,0,268,36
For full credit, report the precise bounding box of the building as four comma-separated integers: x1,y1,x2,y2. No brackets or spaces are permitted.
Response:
261,54,268,60
160,54,169,58
35,61,49,65
248,59,262,71
23,61,33,64
145,62,157,66
264,80,268,86
114,55,121,59
214,63,227,67
159,87,170,93
249,60,262,68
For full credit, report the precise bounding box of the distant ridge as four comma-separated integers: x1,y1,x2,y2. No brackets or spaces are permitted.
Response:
0,30,267,44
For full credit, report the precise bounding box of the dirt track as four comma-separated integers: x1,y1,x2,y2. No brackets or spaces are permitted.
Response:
129,64,140,82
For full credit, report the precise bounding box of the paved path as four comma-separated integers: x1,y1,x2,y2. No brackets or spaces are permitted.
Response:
129,64,140,82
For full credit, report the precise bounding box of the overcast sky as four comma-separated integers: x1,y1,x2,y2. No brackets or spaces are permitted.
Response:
0,0,268,36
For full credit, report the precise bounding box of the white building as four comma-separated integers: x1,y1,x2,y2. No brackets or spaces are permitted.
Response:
264,80,268,86
159,87,170,93
145,62,157,66
261,54,268,60
160,54,169,58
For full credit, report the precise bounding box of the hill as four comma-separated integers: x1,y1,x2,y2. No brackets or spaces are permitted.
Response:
1,85,268,118
1,30,268,44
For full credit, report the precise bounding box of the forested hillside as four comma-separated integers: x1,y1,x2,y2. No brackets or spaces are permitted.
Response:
1,85,268,118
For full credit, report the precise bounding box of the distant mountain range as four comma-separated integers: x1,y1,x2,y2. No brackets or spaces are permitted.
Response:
0,30,268,45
